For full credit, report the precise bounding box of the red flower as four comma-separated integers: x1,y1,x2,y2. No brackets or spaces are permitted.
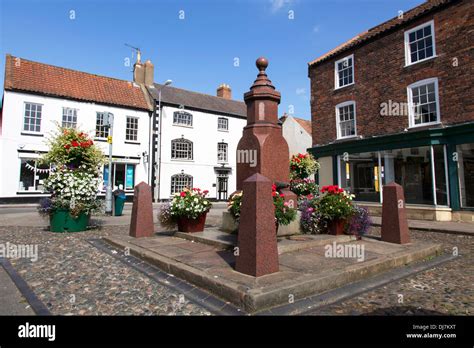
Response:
64,144,70,149
280,193,285,198
298,153,305,159
272,184,277,192
180,192,186,197
203,190,209,195
71,141,79,147
272,191,277,197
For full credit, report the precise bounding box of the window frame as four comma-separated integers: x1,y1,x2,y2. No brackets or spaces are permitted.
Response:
170,173,193,194
125,116,139,142
173,111,193,127
335,101,357,139
171,138,194,161
407,77,441,129
23,102,43,134
217,117,229,131
62,107,78,129
18,158,50,192
334,54,355,90
95,112,110,139
217,142,228,163
404,20,437,66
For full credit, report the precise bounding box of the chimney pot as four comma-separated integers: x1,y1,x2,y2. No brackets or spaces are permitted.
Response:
217,84,232,99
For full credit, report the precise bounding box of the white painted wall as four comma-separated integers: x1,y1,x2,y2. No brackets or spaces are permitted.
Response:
0,90,150,198
156,105,246,200
282,116,312,157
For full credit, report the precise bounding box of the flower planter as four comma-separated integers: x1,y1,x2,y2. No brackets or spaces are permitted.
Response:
177,212,207,233
328,218,346,236
50,209,89,232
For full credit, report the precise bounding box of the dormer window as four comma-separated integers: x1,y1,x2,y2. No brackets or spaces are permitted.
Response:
335,54,354,89
173,111,193,127
405,20,436,66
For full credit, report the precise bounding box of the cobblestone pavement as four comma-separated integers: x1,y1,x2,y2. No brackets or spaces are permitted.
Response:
0,224,472,315
308,227,473,315
0,225,211,316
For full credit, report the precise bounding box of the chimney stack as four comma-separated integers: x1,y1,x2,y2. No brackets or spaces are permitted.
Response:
144,60,154,86
217,84,232,99
133,50,145,84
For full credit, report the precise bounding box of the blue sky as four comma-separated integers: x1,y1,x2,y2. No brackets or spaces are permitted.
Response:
0,0,424,119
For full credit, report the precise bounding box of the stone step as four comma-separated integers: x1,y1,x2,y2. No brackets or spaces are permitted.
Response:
175,228,354,254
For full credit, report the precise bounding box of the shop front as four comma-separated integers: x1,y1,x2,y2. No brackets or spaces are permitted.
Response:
309,122,474,220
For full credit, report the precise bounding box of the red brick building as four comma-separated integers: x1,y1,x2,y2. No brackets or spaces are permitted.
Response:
308,0,474,221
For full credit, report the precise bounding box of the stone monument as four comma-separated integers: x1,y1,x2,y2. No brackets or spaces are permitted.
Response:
235,173,279,277
129,182,154,238
236,57,291,190
381,182,410,244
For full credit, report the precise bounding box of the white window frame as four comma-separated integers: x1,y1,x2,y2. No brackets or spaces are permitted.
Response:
62,107,78,129
23,102,43,134
173,111,193,127
95,112,110,139
170,173,193,194
334,54,354,89
404,20,436,66
335,101,357,139
18,158,50,192
217,142,228,163
171,138,193,161
218,117,229,131
407,77,441,129
125,116,139,142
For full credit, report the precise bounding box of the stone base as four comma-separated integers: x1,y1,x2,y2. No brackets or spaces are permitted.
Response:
104,233,442,314
221,211,238,233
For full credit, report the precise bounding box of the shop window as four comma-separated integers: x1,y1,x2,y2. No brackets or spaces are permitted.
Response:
19,159,50,192
103,163,135,190
339,152,381,203
382,146,434,205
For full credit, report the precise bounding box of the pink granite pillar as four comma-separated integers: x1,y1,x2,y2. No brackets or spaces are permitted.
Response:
236,57,290,190
381,182,410,244
235,173,279,277
129,182,154,238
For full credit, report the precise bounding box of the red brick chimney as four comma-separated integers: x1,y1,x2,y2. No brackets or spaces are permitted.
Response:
217,84,232,99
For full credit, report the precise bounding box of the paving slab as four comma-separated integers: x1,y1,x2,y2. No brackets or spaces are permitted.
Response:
103,232,443,313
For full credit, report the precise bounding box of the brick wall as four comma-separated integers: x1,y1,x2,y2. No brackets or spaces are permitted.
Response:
309,0,474,146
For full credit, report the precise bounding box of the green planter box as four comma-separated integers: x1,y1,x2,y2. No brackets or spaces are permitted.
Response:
50,209,89,232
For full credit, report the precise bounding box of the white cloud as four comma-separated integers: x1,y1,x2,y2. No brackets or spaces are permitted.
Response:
269,0,295,13
296,88,306,95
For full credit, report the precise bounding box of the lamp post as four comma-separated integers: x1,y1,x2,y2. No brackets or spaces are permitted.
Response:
105,112,114,215
154,79,172,201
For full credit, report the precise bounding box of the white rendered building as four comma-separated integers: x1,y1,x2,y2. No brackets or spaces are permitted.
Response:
0,55,153,202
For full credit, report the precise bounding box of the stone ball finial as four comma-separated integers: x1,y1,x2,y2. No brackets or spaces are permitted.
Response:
256,57,268,72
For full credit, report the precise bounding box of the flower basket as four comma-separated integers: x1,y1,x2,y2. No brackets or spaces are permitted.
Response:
327,218,346,236
177,212,207,233
50,209,89,232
